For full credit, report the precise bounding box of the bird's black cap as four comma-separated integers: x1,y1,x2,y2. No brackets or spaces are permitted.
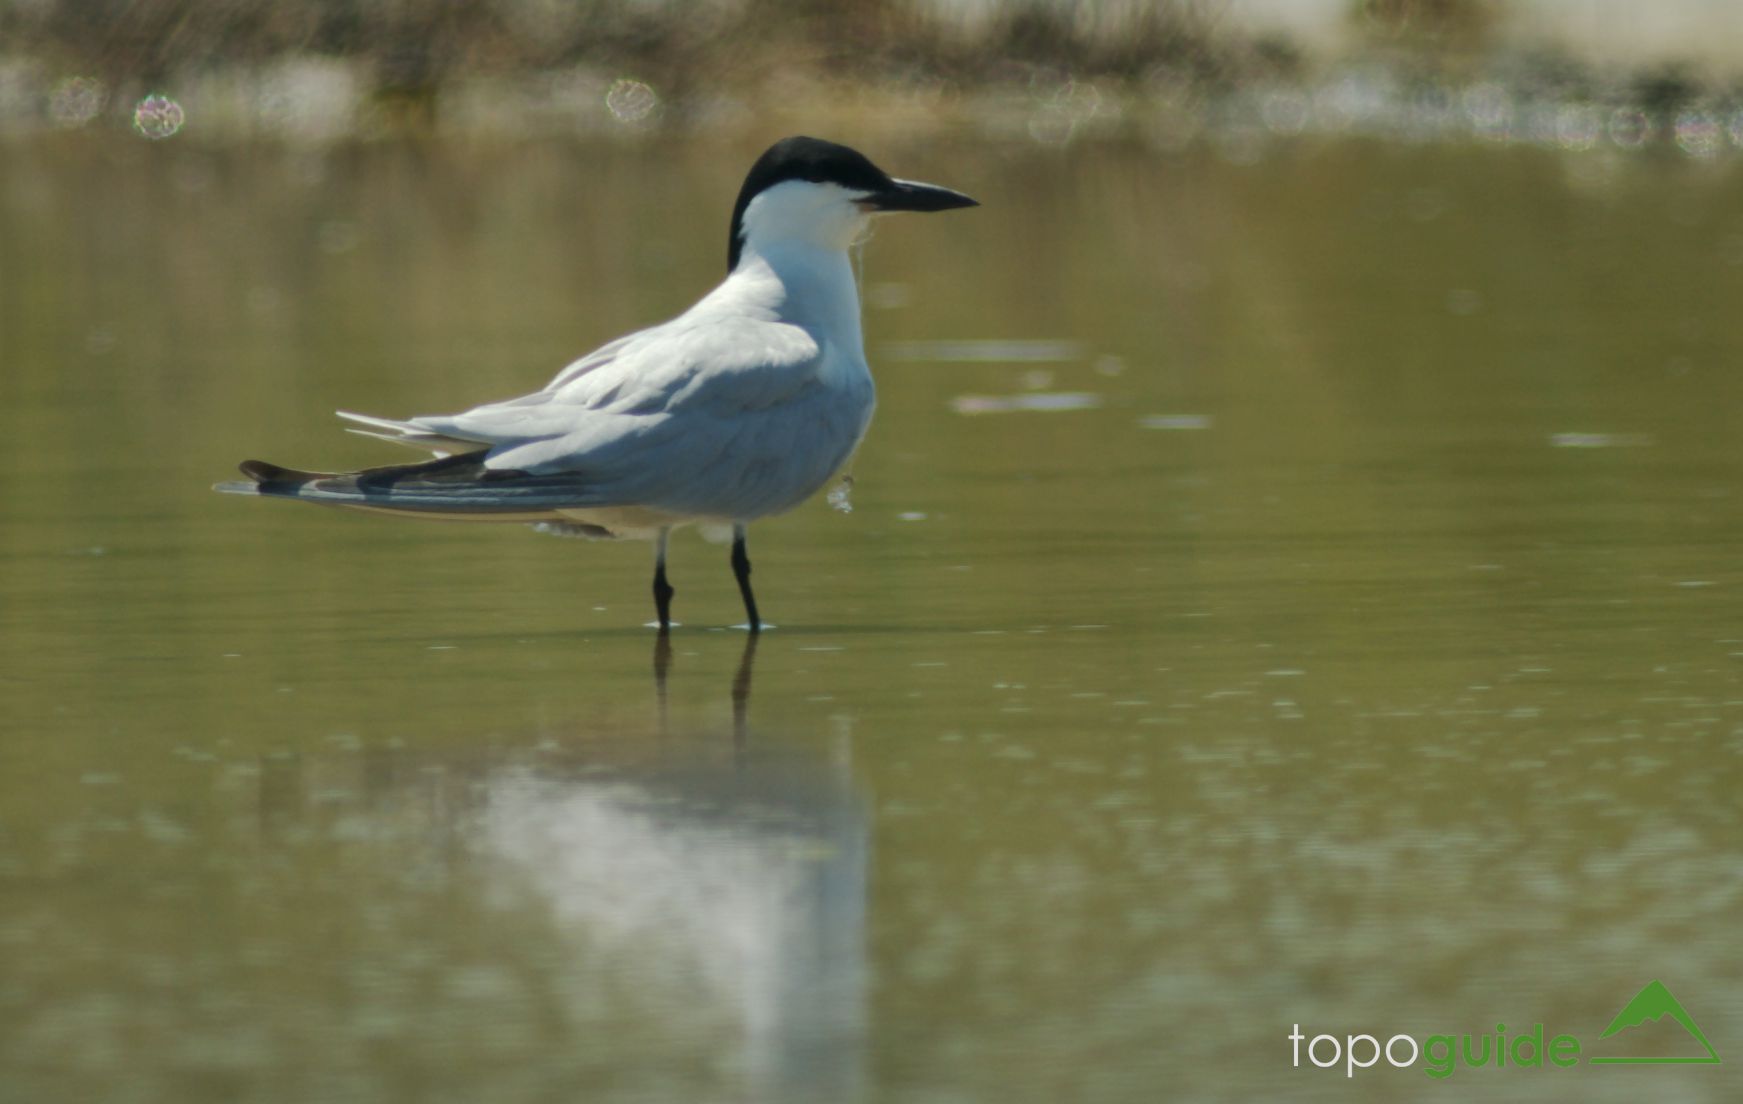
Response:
727,136,976,271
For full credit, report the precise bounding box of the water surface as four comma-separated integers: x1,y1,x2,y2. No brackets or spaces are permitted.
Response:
3,135,1742,1101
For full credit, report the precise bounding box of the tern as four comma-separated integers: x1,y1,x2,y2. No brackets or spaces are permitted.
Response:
217,136,976,632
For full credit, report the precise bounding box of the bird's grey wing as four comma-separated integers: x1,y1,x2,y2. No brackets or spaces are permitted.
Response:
321,316,833,517
418,317,826,479
486,322,863,520
331,329,650,456
542,329,644,390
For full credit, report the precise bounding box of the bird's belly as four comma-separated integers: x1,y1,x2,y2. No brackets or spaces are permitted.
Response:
552,504,692,539
663,379,873,523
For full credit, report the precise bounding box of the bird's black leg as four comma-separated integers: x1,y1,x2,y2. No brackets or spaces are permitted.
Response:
652,528,675,630
730,523,760,633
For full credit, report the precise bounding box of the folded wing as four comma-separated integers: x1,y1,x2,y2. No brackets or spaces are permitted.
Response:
331,312,827,505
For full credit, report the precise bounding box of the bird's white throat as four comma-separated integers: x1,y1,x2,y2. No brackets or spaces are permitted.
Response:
735,178,874,260
727,180,870,372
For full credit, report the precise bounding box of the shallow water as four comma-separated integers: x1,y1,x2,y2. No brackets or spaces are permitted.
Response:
3,134,1743,1101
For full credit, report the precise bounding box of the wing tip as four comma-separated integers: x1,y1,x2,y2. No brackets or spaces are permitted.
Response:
229,460,333,492
216,459,291,495
239,459,295,483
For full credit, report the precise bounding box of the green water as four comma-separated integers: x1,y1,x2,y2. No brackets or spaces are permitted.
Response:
3,134,1742,1102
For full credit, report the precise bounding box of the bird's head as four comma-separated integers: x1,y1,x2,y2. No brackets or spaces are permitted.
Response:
728,136,978,272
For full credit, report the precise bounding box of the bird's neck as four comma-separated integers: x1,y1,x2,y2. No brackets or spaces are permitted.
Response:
728,242,864,351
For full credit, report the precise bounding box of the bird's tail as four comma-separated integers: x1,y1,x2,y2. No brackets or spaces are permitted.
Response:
335,410,486,457
214,452,599,521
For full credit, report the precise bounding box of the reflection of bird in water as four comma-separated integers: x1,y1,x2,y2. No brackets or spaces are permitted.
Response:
252,631,864,1103
487,633,865,1101
218,136,977,632
654,630,760,747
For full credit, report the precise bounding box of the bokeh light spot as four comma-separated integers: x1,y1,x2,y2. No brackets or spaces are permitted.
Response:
1674,111,1722,158
133,94,185,140
605,79,658,125
49,76,106,128
1607,108,1649,149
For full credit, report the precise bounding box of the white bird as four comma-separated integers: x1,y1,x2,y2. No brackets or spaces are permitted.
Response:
217,136,977,632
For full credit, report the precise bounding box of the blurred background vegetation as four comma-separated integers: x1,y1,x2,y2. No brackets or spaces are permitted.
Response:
2,0,1741,146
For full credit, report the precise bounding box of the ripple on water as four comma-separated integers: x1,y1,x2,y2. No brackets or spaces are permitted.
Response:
1549,431,1653,448
949,392,1102,415
880,339,1084,362
1138,414,1213,430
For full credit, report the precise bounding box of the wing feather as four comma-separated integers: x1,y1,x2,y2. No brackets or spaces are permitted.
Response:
295,300,846,522
412,315,823,474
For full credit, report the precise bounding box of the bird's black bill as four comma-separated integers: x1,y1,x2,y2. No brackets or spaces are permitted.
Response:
864,179,978,213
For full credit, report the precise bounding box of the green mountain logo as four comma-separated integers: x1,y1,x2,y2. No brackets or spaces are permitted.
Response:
1589,980,1720,1065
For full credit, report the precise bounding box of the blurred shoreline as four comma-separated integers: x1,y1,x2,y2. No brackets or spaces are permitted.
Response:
2,1,1742,157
